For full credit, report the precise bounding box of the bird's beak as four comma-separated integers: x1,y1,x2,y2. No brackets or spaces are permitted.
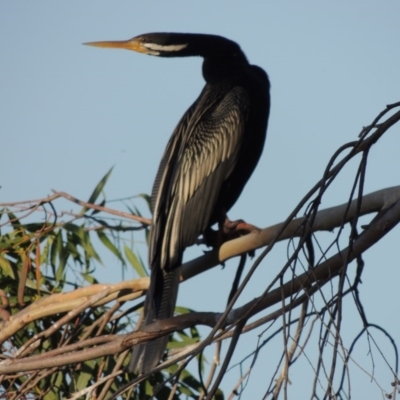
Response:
84,37,149,54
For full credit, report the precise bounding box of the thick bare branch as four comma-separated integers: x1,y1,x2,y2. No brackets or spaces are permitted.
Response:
182,185,400,281
0,279,148,344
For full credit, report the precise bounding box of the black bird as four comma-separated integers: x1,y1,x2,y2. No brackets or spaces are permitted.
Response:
85,33,270,373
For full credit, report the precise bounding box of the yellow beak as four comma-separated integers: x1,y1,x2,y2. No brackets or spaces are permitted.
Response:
83,37,148,54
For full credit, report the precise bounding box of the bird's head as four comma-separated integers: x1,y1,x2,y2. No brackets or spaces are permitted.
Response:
84,32,246,61
84,33,190,57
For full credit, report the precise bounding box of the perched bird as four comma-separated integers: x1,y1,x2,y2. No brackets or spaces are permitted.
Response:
85,32,270,373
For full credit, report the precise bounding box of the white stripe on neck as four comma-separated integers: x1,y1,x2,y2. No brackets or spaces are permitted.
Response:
144,43,188,53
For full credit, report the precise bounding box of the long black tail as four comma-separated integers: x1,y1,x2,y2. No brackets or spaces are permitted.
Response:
128,266,180,373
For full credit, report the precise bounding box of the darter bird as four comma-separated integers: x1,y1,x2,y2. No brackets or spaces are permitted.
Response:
85,32,270,373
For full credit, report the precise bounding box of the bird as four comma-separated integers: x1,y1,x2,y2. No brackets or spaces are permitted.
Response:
85,32,270,374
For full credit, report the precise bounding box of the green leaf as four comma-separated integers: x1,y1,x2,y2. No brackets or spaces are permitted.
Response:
56,251,67,283
175,306,193,315
81,271,97,284
214,388,225,400
179,384,193,396
168,331,197,348
90,198,106,215
7,211,22,230
135,193,152,214
0,230,23,251
50,230,63,269
49,371,64,398
40,234,53,266
76,360,96,390
0,255,14,278
180,368,202,392
124,245,147,277
24,222,53,233
97,231,125,264
65,224,101,264
81,167,113,213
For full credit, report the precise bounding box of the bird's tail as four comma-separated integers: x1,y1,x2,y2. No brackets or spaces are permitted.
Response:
128,266,180,373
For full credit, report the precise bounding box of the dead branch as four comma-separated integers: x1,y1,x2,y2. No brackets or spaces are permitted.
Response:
0,279,148,344
0,190,151,227
1,186,399,375
182,185,400,281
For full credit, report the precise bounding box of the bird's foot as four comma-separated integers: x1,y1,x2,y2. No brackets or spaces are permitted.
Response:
202,217,260,248
222,217,260,236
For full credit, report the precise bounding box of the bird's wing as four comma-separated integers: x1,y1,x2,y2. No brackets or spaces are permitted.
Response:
151,86,250,270
150,103,196,214
149,102,196,268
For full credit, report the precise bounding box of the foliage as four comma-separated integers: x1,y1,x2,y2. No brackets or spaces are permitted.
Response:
0,170,203,400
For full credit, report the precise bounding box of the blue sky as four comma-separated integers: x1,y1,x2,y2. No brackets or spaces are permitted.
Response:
2,2,400,398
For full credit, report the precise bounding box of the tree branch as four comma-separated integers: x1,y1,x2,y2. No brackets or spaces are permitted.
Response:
181,185,400,281
1,187,399,376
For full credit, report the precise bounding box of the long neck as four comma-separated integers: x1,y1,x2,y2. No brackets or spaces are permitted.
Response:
202,55,248,83
152,33,250,83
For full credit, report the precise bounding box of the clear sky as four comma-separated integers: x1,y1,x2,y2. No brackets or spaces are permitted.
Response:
2,2,400,398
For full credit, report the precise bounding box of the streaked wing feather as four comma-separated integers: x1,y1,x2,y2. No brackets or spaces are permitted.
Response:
153,86,249,270
149,105,196,268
